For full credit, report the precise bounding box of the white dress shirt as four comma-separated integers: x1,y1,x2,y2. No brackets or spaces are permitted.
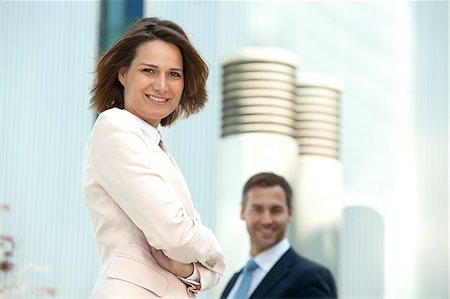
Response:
227,239,291,299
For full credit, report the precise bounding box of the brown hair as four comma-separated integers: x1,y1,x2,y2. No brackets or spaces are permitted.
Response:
242,172,293,209
90,17,209,126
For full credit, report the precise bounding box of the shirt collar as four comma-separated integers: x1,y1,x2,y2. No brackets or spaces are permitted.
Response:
252,238,290,273
127,111,161,145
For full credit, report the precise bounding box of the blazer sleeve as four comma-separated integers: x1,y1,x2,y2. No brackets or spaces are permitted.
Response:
90,112,224,275
197,263,220,291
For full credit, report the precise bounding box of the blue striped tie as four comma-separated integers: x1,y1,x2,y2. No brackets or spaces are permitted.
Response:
233,259,258,299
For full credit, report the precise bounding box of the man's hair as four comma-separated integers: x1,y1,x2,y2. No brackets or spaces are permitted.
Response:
90,17,208,126
242,172,293,209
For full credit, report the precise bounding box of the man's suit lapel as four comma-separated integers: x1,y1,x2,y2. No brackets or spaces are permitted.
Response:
250,248,296,299
221,272,241,299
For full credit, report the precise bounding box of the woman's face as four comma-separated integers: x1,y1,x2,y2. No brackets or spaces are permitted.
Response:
119,39,184,127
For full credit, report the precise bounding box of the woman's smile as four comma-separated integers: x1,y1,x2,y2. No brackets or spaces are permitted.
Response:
146,94,168,103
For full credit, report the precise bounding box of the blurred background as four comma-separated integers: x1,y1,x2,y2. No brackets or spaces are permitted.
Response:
1,0,448,298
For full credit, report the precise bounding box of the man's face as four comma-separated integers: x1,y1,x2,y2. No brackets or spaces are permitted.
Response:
241,185,292,256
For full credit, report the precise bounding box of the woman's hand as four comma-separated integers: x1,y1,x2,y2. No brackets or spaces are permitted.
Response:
150,246,194,278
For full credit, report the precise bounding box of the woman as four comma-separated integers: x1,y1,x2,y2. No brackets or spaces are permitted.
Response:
83,17,225,298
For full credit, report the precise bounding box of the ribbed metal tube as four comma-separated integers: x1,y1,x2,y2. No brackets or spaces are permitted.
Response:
295,73,343,159
221,47,299,137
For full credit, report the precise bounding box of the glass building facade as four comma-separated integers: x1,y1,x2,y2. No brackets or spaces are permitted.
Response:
1,1,447,298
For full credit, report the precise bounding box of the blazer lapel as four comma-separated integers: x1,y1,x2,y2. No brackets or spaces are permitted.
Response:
166,154,196,217
250,248,296,299
140,132,195,217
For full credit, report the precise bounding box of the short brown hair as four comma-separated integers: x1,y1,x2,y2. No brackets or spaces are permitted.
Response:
242,172,293,209
90,17,209,126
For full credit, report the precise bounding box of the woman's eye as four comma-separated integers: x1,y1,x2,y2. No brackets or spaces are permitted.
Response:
143,68,155,73
169,71,181,78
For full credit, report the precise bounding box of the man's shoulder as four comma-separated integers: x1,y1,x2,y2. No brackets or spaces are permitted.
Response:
274,248,337,298
284,248,332,274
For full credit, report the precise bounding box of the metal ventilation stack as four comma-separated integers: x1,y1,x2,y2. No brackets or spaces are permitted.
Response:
221,48,298,138
295,75,342,159
215,47,299,292
292,72,344,281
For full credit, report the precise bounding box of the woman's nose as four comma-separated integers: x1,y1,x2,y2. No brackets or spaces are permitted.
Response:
153,74,168,92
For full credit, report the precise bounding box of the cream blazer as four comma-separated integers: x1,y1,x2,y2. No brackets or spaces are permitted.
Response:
83,108,225,298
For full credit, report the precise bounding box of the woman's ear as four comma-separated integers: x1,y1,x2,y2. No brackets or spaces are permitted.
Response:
118,67,126,86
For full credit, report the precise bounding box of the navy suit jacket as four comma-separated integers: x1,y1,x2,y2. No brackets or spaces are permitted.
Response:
221,248,337,299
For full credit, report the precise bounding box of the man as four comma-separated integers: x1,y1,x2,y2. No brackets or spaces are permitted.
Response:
221,172,337,299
